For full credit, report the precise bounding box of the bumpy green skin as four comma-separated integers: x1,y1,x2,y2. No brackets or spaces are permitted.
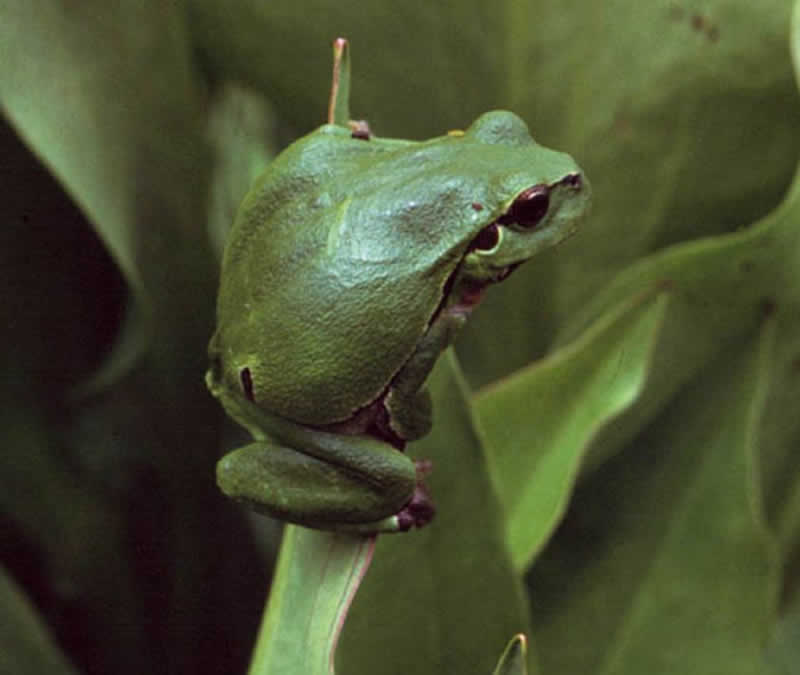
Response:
207,110,590,533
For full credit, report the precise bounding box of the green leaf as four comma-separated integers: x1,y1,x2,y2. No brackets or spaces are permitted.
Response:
1,6,267,674
206,83,278,258
0,567,79,675
763,0,800,581
338,351,533,675
187,0,505,139
492,634,528,675
550,161,800,478
247,527,375,675
766,587,800,675
459,0,800,387
476,288,668,572
528,317,780,675
763,313,800,576
0,391,159,674
0,0,216,386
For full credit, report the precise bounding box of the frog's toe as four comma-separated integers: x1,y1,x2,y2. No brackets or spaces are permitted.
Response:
396,480,436,531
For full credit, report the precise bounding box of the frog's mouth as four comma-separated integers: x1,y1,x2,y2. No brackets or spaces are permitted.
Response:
449,173,584,307
430,258,519,325
488,261,521,283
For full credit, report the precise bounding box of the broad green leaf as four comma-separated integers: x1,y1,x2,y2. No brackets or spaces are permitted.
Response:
533,6,800,486
0,0,215,385
460,0,800,386
550,162,800,478
0,116,126,395
528,319,780,675
0,567,79,675
1,6,266,674
476,288,668,572
248,527,375,675
338,351,533,675
0,1,208,274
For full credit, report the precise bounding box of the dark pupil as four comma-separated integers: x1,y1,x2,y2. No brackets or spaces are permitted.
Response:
498,185,550,229
470,222,500,251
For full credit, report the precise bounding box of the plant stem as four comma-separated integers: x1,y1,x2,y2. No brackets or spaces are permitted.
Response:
247,525,376,675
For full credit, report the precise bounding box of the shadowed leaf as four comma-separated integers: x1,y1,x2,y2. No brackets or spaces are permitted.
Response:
476,288,668,571
0,567,80,675
529,318,780,675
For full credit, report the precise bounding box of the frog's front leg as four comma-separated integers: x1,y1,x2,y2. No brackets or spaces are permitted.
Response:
216,431,434,533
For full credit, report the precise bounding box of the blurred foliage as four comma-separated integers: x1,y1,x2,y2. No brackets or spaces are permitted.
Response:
1,1,799,674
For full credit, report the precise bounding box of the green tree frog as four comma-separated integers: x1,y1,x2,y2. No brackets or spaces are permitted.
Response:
206,106,590,534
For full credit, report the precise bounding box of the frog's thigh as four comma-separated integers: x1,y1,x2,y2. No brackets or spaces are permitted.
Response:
216,439,416,528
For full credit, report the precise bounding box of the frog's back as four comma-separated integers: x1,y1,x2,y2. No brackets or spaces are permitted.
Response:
211,127,447,424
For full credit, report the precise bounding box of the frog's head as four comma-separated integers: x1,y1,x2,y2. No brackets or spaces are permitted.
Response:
460,171,586,285
439,110,590,307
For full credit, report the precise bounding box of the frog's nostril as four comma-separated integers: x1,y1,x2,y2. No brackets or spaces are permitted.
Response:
562,173,582,190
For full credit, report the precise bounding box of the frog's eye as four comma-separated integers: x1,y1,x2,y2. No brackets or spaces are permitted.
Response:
498,185,549,229
469,222,500,252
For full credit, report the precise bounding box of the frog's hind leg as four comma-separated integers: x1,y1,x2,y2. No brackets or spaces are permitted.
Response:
216,438,433,533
